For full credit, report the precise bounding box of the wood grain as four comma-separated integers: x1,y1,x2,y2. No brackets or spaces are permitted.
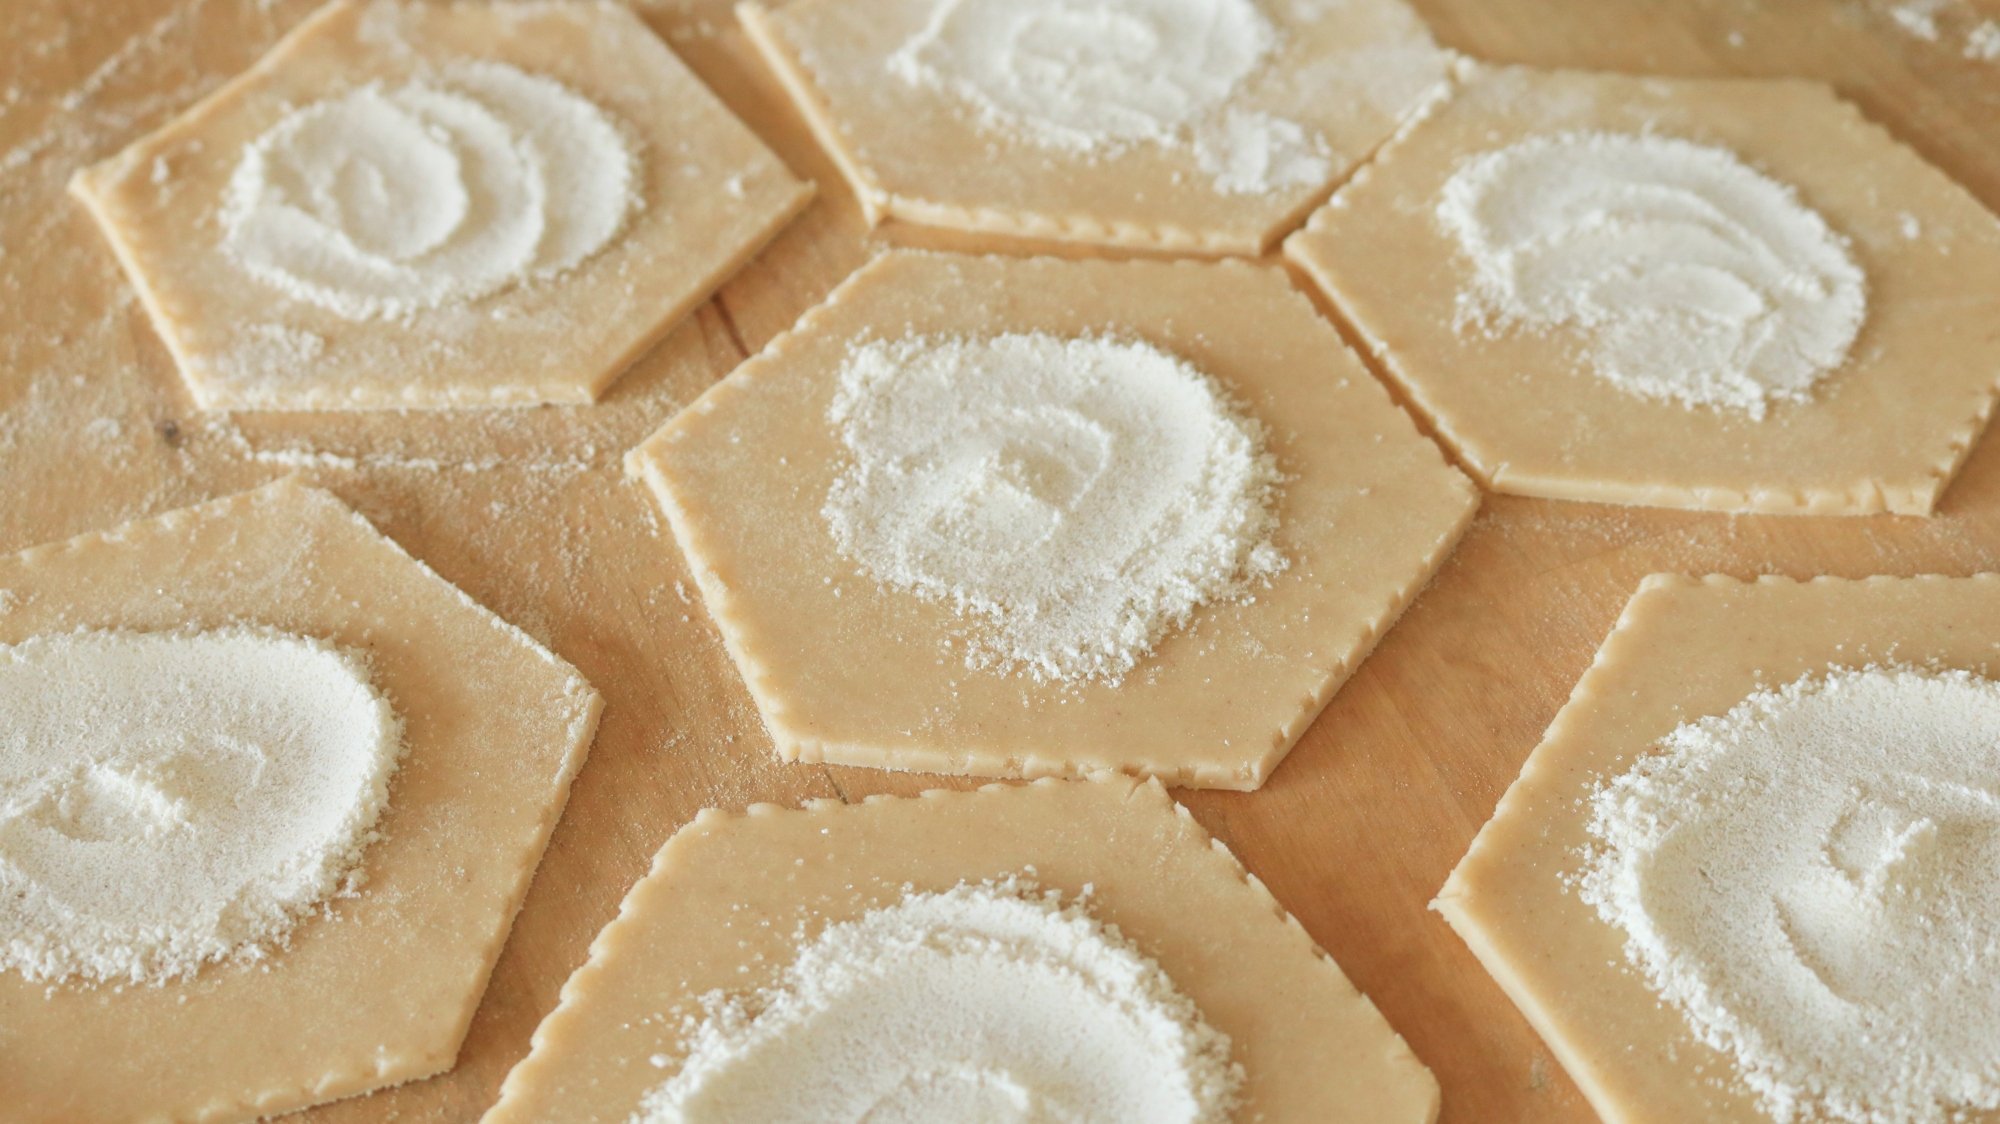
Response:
2,2,1997,1121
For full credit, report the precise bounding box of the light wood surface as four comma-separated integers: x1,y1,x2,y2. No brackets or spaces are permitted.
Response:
3,2,1997,1121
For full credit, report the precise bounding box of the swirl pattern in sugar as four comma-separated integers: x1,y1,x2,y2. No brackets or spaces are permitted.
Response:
222,61,638,320
633,879,1241,1124
889,0,1273,149
0,629,404,984
1438,132,1866,416
1580,667,2000,1123
885,0,1328,196
822,332,1285,684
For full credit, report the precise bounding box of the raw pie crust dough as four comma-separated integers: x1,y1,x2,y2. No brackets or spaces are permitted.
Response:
740,0,1451,254
1286,65,2000,515
1435,573,2000,1122
483,776,1439,1123
70,0,813,411
626,250,1477,789
0,479,602,1123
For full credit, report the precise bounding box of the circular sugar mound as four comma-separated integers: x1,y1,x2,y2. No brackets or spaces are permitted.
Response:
1580,666,2000,1124
222,61,638,320
0,629,404,985
822,331,1286,684
888,0,1275,152
634,878,1242,1124
1438,131,1866,417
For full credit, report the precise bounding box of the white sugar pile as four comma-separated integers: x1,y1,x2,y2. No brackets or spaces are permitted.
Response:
1579,666,2000,1124
0,629,404,985
633,878,1243,1124
823,332,1286,684
1438,131,1866,417
888,0,1329,196
223,61,638,320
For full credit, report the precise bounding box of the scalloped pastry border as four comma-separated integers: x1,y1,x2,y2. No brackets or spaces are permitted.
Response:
1433,571,2000,1121
485,775,1440,1123
626,249,1478,789
739,1,1331,256
68,0,814,412
2,477,604,1123
1285,66,2000,517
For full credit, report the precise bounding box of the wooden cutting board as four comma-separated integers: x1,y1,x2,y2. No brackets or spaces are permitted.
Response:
3,1,1997,1120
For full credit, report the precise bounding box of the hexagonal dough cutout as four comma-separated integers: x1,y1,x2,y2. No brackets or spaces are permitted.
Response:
0,479,601,1121
1286,64,2000,515
625,250,1477,789
484,776,1438,1122
1436,573,2000,1122
741,0,1450,254
70,0,812,411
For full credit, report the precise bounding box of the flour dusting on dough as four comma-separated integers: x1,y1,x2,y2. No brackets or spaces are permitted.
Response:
1580,667,2000,1124
823,332,1285,684
632,878,1242,1124
1193,110,1330,195
1438,131,1866,416
222,61,639,320
888,0,1328,195
0,629,403,984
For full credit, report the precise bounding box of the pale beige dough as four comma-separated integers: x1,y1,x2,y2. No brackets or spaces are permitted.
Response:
0,479,602,1123
625,250,1478,789
483,775,1439,1123
1436,572,2000,1122
1286,64,2000,515
740,0,1450,254
70,0,812,411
